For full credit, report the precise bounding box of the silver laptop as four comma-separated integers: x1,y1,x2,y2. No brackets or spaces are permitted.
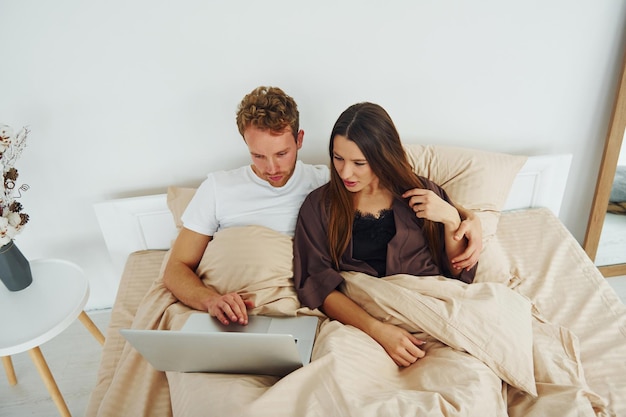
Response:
120,313,318,377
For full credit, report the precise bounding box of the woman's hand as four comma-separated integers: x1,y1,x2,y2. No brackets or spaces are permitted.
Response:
370,321,426,367
322,291,426,367
402,188,460,228
403,188,476,275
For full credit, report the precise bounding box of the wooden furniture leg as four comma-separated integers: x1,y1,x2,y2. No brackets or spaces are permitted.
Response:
2,356,17,385
28,347,72,417
78,311,105,346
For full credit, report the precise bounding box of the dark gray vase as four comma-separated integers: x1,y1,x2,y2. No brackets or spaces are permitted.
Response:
0,240,33,291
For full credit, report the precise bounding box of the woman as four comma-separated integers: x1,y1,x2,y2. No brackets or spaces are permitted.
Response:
293,102,477,367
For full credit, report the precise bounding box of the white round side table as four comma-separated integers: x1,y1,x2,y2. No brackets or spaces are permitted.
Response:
0,258,105,417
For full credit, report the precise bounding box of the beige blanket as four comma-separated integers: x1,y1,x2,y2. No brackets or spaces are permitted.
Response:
88,225,610,417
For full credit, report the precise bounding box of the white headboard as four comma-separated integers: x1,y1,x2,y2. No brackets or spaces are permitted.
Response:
502,153,572,214
94,153,572,276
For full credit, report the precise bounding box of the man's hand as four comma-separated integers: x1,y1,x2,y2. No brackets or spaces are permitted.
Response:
451,214,482,271
207,292,255,325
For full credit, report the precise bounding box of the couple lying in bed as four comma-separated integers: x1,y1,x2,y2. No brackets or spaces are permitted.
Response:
163,85,482,367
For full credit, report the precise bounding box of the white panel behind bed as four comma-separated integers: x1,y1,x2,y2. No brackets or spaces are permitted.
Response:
94,154,572,276
503,153,572,214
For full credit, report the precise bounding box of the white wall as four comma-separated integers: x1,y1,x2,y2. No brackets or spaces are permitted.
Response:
1,1,625,310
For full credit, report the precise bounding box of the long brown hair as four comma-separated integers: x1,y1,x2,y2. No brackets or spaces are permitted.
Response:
325,102,441,269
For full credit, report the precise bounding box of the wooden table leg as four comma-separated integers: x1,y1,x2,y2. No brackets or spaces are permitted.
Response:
78,310,105,346
28,346,71,417
2,356,17,385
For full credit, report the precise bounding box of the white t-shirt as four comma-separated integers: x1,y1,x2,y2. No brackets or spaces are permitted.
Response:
182,161,329,237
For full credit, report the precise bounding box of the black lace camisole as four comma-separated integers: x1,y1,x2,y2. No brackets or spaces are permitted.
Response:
352,209,396,277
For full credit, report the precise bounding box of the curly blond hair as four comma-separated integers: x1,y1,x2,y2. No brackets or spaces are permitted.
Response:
236,86,299,140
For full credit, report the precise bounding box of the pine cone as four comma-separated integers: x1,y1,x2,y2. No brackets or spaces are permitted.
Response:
9,201,23,212
4,168,18,181
19,213,29,226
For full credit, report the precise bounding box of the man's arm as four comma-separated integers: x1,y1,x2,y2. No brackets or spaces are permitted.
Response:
452,205,482,271
162,228,253,324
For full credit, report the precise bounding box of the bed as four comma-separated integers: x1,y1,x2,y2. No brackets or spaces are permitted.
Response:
86,145,626,417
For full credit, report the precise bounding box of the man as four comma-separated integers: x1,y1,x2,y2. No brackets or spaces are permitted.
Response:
163,86,482,326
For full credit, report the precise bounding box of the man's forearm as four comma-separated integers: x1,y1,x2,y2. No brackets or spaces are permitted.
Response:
163,260,216,311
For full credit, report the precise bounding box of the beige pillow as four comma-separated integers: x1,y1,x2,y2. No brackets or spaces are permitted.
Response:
195,225,301,316
167,145,527,239
472,235,513,284
404,144,528,239
166,186,197,231
404,145,526,284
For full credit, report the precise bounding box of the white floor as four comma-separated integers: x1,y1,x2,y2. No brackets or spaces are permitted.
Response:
0,309,111,417
595,212,626,266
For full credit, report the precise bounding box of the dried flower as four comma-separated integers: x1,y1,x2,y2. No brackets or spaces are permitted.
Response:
5,168,18,181
0,124,29,246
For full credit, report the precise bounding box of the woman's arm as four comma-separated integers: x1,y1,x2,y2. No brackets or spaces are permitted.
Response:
293,188,346,309
322,290,425,367
401,188,469,277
